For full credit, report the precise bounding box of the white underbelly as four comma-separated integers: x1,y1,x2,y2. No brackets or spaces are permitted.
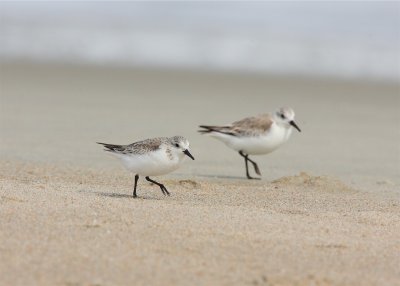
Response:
228,136,285,154
211,126,292,155
113,150,180,176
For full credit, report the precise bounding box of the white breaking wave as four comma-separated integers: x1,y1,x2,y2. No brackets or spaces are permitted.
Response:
0,2,399,81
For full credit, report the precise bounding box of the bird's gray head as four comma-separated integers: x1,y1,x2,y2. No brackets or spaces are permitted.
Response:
169,136,195,160
275,107,301,132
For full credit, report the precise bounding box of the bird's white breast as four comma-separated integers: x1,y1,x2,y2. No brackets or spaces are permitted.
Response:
211,123,293,155
113,148,183,176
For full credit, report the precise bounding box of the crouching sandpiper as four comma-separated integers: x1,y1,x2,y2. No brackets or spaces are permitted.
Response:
97,136,194,198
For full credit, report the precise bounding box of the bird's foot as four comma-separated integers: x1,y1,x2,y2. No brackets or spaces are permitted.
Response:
246,175,261,180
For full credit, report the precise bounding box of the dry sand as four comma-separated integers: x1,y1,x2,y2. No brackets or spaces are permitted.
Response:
0,62,399,285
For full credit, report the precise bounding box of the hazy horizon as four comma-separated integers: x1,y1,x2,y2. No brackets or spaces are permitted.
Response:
1,2,399,81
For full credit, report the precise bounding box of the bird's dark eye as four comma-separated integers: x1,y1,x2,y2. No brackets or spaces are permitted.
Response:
280,114,285,119
175,143,179,148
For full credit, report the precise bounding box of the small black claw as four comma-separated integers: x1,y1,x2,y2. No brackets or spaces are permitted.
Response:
160,185,166,195
247,175,261,180
160,185,170,196
145,176,171,197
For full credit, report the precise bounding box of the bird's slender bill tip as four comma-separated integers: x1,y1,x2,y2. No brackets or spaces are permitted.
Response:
183,149,195,160
290,121,301,132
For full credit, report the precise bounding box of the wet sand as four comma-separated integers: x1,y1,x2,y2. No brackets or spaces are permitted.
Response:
0,62,399,285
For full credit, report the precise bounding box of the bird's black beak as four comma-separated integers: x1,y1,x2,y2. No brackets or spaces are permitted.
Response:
290,120,301,132
183,149,195,160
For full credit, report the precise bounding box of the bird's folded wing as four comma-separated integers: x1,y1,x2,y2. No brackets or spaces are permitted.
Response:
230,114,274,136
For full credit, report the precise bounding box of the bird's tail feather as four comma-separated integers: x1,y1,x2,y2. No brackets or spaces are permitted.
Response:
96,142,124,152
198,125,235,136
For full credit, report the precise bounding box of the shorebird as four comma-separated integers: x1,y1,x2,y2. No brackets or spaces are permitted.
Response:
199,107,301,179
97,136,194,197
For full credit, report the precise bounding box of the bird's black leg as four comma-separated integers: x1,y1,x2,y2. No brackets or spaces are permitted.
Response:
145,176,170,196
246,156,261,176
133,174,139,198
239,151,260,180
238,151,251,179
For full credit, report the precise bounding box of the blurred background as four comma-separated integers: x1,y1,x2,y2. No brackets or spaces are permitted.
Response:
1,2,399,81
0,2,399,186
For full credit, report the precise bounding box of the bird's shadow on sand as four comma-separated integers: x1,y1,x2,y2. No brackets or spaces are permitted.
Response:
195,174,260,180
78,189,163,200
77,175,259,200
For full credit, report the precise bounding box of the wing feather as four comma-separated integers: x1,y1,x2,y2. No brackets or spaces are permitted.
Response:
199,114,273,137
97,137,163,155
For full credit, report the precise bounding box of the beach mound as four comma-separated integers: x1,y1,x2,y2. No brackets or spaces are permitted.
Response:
272,172,355,193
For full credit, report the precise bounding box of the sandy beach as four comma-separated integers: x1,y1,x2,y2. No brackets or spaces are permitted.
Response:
1,62,399,285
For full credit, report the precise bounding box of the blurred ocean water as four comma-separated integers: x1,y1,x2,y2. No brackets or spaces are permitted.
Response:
0,2,399,81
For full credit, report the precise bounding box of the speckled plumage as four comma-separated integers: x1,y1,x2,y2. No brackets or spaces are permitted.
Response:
97,135,194,198
98,136,186,156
